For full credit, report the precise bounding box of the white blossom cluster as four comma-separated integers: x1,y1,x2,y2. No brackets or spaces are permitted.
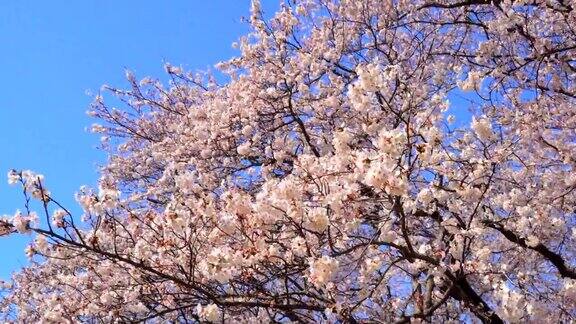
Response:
1,0,576,322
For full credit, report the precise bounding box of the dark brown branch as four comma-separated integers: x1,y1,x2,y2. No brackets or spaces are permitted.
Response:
483,220,576,279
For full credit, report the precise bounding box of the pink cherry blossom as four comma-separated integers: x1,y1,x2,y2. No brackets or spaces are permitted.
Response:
2,0,576,322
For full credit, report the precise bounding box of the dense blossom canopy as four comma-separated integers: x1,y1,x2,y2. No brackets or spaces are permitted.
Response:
2,0,576,322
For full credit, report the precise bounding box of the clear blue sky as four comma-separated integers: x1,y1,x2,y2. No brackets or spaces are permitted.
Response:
0,1,278,279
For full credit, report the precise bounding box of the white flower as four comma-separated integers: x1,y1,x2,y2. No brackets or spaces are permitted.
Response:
218,213,237,234
387,175,408,196
417,188,434,205
291,236,307,256
459,70,483,91
52,209,67,228
0,280,11,289
378,221,395,242
175,172,200,194
90,123,106,133
457,186,482,202
164,64,182,74
498,282,527,322
377,128,404,155
35,235,48,252
516,205,534,219
471,117,494,141
562,279,576,301
139,77,153,86
364,161,388,189
100,291,115,305
196,303,220,322
237,142,252,156
7,170,19,185
308,255,339,287
364,257,382,273
525,235,540,247
12,211,30,234
332,130,352,152
24,245,35,258
357,63,382,92
305,208,329,232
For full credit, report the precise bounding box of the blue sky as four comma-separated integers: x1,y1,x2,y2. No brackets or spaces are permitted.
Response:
0,1,279,279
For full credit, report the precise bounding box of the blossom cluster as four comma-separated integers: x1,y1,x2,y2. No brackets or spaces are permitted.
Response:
1,0,576,322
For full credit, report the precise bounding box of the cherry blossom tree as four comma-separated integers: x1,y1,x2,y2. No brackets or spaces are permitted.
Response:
1,0,576,322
